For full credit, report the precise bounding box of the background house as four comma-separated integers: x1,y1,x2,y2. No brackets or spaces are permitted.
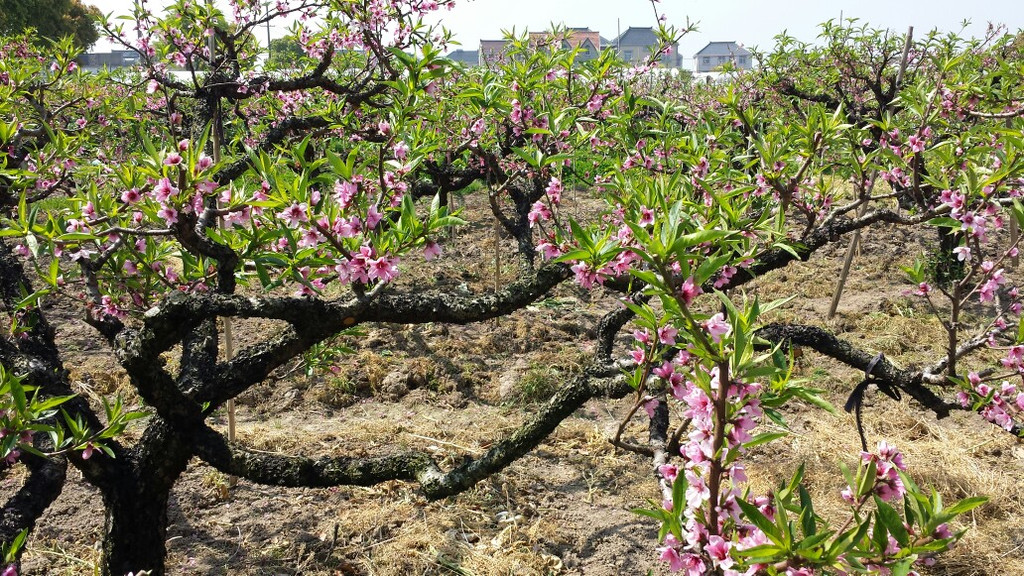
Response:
693,41,752,73
79,50,139,71
479,39,510,66
529,27,601,62
611,26,681,68
445,49,479,66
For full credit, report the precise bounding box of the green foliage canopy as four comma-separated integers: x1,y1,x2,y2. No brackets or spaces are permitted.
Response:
0,0,100,49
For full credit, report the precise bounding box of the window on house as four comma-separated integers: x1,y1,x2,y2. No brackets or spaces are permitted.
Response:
624,50,633,61
702,56,710,65
739,56,747,65
717,56,727,64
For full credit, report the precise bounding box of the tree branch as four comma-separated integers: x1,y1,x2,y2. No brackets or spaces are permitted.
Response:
192,362,629,499
756,323,953,419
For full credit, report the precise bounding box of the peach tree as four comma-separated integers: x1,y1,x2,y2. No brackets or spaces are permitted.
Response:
1,1,1023,575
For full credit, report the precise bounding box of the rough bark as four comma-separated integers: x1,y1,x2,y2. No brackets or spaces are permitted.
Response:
756,323,1024,437
757,323,952,418
192,361,630,500
100,418,194,576
0,453,66,562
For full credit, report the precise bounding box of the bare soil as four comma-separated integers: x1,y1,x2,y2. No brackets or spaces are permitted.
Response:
13,195,1024,575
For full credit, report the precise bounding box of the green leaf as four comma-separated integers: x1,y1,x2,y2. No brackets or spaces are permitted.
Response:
890,557,915,576
799,485,817,537
671,471,688,514
631,506,668,522
733,543,786,563
32,395,75,413
925,216,960,228
743,431,788,449
942,496,988,517
858,459,877,497
736,498,786,547
872,510,889,553
874,496,909,547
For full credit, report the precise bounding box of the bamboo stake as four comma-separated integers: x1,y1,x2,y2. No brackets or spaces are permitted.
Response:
207,5,236,445
828,26,914,318
1009,118,1019,268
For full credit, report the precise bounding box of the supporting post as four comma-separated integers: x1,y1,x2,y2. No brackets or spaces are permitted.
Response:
207,2,237,446
828,27,913,318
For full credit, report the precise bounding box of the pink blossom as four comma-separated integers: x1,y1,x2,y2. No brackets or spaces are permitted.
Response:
679,276,702,305
121,188,142,203
706,535,733,570
365,205,383,229
638,206,655,227
703,313,731,343
393,141,409,160
679,552,706,576
684,469,710,508
630,347,646,365
536,241,562,260
953,246,971,262
657,325,678,345
367,256,399,283
646,361,670,384
713,265,737,289
298,228,323,248
152,178,178,202
164,152,183,166
528,201,552,226
570,261,600,288
657,535,685,572
979,279,999,303
334,180,358,208
278,202,308,227
423,240,442,261
157,205,178,225
658,464,679,484
545,177,563,203
196,180,218,195
82,442,95,460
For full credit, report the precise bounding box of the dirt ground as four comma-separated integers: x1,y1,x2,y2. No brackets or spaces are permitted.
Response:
12,194,1024,575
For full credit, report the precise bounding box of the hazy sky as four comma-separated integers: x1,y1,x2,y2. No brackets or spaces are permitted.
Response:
89,0,1023,64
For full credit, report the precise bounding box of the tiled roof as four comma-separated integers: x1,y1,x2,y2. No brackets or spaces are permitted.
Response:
694,41,751,58
446,49,479,64
612,27,659,47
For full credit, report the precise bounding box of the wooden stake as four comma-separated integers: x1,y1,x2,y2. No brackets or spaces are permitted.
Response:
828,27,914,318
1009,118,1019,268
208,3,237,448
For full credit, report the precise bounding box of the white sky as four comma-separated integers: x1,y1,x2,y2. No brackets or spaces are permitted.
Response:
89,0,1023,64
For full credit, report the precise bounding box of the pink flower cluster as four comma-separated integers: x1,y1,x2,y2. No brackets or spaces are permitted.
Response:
938,188,1004,243
654,352,766,575
957,370,1024,433
841,441,907,504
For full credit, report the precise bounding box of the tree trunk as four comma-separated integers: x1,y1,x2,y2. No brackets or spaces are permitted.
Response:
99,419,193,576
934,225,964,287
101,483,172,576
